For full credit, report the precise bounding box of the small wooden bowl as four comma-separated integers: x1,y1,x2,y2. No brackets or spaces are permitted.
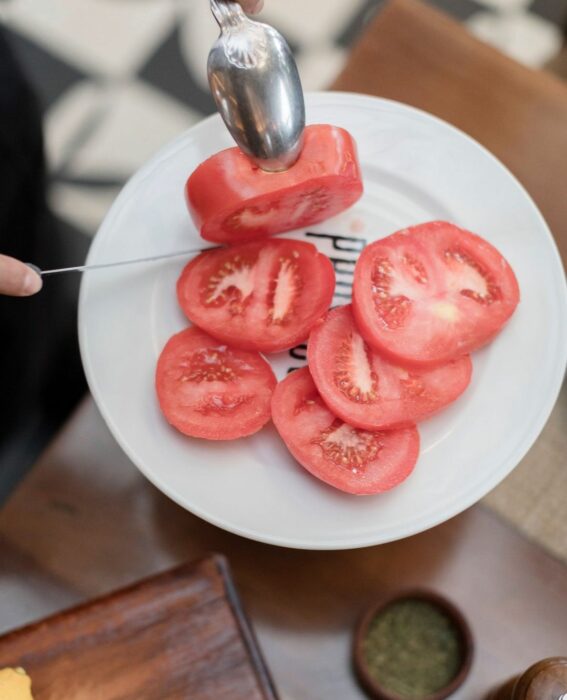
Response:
353,589,474,700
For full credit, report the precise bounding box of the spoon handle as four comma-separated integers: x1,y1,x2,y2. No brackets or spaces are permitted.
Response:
32,247,214,276
210,0,245,28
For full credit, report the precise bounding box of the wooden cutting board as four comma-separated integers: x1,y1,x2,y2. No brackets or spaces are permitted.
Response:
0,556,278,700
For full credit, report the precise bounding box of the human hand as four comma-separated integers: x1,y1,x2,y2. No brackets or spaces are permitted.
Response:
0,255,42,296
238,0,264,14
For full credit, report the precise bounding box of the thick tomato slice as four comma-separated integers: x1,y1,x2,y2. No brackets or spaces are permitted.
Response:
186,124,363,244
156,327,276,440
353,221,520,367
177,238,335,353
308,305,472,430
271,367,420,495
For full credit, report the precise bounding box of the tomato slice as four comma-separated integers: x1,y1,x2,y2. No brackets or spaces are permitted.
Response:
271,367,420,495
308,305,472,430
177,238,335,353
156,327,276,440
353,221,520,367
186,124,363,244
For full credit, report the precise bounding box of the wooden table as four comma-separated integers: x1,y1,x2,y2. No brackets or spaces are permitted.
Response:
1,400,567,699
2,1,567,698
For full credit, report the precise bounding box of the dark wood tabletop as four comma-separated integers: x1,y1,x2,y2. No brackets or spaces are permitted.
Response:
1,1,567,699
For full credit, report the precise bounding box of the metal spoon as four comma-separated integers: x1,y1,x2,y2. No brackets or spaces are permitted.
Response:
208,0,305,172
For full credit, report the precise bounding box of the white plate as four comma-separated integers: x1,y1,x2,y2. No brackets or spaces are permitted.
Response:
79,92,567,550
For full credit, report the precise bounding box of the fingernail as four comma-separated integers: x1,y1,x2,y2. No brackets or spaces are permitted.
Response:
22,269,42,296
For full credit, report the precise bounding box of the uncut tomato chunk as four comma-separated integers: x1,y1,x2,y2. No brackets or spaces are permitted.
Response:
156,327,276,440
271,368,420,495
177,239,335,353
353,221,520,367
186,124,363,244
308,305,472,430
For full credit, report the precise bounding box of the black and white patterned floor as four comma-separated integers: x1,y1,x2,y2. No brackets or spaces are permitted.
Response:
1,0,566,245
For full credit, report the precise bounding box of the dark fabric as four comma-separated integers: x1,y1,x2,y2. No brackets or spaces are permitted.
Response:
0,28,86,499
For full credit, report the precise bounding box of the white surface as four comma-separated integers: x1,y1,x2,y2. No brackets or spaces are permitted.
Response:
79,93,567,550
468,9,562,67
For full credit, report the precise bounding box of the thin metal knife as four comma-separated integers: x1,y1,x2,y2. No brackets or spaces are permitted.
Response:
30,247,213,276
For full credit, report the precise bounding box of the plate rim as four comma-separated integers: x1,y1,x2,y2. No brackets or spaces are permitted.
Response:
78,91,567,550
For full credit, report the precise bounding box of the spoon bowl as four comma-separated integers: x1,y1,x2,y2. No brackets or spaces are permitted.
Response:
207,0,305,172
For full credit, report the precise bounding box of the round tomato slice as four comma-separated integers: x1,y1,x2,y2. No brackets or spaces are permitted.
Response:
156,327,276,440
271,367,420,495
177,238,335,353
186,124,363,244
308,305,472,429
353,221,520,367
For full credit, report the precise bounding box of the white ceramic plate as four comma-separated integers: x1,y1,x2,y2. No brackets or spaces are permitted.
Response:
79,92,567,550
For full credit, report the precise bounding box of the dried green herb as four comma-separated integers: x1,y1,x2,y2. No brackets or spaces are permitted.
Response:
362,599,462,699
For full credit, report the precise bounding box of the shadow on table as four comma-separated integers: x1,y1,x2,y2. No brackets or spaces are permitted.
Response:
147,487,471,632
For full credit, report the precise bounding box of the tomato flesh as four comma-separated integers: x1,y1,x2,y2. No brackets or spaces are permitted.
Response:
156,327,276,440
353,221,520,367
308,305,472,429
177,239,335,353
271,367,420,495
186,124,363,244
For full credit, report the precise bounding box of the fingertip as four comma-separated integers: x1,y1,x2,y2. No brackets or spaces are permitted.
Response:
22,269,43,296
242,0,263,14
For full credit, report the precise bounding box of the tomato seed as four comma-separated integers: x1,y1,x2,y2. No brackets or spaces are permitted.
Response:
313,421,383,469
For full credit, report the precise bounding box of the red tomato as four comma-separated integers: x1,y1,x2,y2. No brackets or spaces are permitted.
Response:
308,305,472,429
156,327,276,440
353,221,520,367
177,239,335,353
186,124,363,244
271,367,420,495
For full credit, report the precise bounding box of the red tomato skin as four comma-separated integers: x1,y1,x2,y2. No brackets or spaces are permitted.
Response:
156,327,276,440
308,305,473,430
186,124,363,244
271,367,420,495
177,239,336,353
353,221,520,368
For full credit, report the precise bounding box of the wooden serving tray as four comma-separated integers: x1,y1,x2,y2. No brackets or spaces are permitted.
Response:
0,556,278,700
